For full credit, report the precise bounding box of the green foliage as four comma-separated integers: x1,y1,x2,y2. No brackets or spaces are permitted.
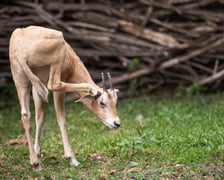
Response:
179,83,207,96
127,58,147,92
1,96,224,179
127,58,142,73
0,83,17,101
129,78,145,92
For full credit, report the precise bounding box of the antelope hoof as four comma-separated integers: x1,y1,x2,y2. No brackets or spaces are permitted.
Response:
89,87,98,96
30,156,41,171
32,162,42,171
67,156,80,166
71,159,80,166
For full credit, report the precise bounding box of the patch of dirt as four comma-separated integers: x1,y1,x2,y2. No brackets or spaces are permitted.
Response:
153,163,224,179
78,172,91,180
199,163,224,177
90,153,107,161
111,163,224,179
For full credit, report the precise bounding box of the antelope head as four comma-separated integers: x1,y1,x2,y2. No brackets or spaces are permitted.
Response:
80,73,120,129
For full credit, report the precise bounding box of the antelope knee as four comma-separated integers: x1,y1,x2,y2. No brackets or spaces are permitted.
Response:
21,113,31,130
47,82,62,91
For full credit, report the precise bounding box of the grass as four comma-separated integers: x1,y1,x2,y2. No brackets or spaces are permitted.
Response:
0,95,224,179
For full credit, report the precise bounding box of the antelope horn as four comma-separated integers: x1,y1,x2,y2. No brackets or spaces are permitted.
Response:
101,72,107,92
107,72,114,90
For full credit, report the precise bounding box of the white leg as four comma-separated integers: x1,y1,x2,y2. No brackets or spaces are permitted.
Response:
32,87,45,158
17,85,41,170
11,59,41,170
53,91,80,166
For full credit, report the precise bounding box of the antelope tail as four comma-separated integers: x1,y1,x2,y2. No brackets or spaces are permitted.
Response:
20,61,48,102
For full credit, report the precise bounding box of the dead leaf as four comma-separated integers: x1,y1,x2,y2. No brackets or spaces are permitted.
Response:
7,134,27,145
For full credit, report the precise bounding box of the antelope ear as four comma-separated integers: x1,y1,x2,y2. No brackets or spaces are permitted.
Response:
75,89,101,103
75,98,82,103
75,95,93,103
84,90,101,100
115,89,119,93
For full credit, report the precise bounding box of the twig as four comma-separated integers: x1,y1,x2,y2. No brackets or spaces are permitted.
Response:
199,69,224,85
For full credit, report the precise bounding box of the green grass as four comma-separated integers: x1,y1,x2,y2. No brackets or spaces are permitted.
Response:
0,95,224,179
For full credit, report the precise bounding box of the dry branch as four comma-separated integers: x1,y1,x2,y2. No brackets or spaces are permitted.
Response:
199,69,224,86
118,20,188,48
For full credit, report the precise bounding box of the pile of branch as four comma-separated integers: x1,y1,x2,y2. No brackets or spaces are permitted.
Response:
1,0,224,96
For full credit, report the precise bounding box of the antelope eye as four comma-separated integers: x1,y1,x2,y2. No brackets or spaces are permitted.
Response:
100,101,106,108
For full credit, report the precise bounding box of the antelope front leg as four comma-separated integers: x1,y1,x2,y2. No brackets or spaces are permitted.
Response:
53,91,80,166
61,82,99,96
47,64,98,95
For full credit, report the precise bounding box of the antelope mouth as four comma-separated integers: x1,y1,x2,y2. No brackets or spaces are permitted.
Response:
103,117,120,129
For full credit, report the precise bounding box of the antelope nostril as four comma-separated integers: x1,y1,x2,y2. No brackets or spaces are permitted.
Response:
114,121,120,127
